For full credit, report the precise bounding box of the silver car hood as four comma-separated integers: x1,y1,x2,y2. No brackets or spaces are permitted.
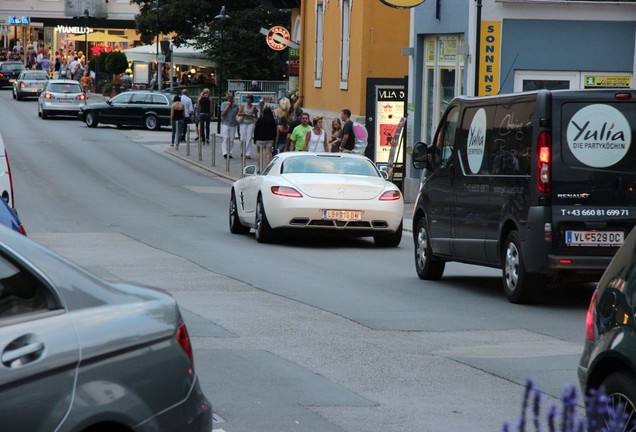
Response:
282,174,387,200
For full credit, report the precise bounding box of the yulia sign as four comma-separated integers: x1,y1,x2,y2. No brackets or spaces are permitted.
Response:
379,0,426,7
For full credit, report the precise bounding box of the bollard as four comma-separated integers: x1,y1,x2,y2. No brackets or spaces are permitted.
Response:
225,135,231,172
211,134,216,167
186,122,190,156
241,140,246,176
198,128,202,161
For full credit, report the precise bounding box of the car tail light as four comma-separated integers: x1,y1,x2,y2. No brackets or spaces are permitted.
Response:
0,73,4,79
19,81,26,88
585,289,598,341
176,322,194,364
271,186,303,197
77,93,86,101
537,131,551,193
615,93,632,101
17,224,26,236
379,190,401,201
43,93,53,99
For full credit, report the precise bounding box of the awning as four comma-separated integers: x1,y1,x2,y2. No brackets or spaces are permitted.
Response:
68,31,129,43
122,43,216,67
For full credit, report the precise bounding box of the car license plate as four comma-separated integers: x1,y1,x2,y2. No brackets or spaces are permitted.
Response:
58,98,73,103
322,210,362,221
565,230,624,246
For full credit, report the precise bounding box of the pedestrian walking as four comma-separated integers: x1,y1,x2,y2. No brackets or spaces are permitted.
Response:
237,94,258,159
197,89,213,145
253,107,277,170
274,116,289,155
220,92,239,158
170,95,185,150
81,72,91,93
329,118,343,152
289,113,313,151
338,108,356,153
180,89,194,142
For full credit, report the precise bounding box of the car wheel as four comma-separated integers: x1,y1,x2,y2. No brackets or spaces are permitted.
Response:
254,196,274,243
229,191,250,234
85,111,98,127
374,221,403,247
598,371,636,429
41,110,48,119
414,217,445,280
145,114,160,131
502,231,537,303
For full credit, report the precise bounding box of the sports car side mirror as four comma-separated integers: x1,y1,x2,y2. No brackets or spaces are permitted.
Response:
243,165,257,176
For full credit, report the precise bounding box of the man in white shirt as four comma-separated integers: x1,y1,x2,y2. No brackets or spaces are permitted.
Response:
180,89,194,142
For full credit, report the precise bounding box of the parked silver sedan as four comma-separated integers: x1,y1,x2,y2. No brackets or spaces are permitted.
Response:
0,226,212,432
12,70,49,100
37,79,87,119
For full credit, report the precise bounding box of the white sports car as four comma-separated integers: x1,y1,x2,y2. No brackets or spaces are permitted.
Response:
229,152,403,246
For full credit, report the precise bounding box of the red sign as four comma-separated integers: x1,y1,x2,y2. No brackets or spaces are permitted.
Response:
266,26,291,51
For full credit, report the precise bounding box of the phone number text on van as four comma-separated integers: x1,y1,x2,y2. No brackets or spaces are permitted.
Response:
559,208,630,217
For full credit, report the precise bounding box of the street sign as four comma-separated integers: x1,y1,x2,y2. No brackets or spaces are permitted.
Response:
259,26,299,51
0,26,9,36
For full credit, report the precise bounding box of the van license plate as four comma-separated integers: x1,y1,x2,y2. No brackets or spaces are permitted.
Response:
323,210,362,221
565,231,624,246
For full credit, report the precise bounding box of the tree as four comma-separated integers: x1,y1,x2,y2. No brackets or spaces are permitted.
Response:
104,51,129,76
130,0,291,82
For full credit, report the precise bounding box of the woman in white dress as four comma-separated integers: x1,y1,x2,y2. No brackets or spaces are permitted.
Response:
237,95,258,159
304,116,329,152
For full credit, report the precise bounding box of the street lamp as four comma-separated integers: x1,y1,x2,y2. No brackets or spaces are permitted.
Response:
83,9,89,64
154,0,162,90
214,6,229,132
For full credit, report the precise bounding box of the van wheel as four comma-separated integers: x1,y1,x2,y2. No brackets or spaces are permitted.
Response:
597,371,636,426
374,221,402,247
502,231,537,303
414,218,445,280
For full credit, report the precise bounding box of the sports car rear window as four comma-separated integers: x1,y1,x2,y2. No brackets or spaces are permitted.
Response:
48,83,82,93
282,156,379,176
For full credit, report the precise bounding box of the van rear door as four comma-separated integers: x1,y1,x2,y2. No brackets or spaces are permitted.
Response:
551,90,636,261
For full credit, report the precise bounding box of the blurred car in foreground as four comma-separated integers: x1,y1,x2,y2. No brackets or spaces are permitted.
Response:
37,79,87,119
229,152,403,246
579,227,636,425
0,62,26,88
12,70,49,100
78,90,173,130
0,227,211,431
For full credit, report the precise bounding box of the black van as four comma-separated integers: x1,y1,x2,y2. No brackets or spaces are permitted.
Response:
412,89,636,303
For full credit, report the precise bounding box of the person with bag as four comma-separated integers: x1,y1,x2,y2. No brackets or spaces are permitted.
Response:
329,118,343,152
253,107,277,170
197,89,213,145
237,94,257,159
170,95,185,150
274,116,289,155
219,92,239,157
338,108,356,153
305,116,328,152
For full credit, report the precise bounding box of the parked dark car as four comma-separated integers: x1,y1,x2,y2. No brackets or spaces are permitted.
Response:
0,61,26,88
78,90,173,130
0,225,212,431
12,69,49,100
579,226,636,424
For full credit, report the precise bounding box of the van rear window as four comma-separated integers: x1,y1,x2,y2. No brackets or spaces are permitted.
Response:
561,102,636,171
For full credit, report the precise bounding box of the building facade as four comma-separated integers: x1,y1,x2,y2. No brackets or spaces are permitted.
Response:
404,0,636,200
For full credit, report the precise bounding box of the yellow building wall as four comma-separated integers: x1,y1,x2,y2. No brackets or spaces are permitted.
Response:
298,0,409,119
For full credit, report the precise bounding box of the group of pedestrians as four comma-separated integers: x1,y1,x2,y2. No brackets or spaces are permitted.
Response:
172,89,359,171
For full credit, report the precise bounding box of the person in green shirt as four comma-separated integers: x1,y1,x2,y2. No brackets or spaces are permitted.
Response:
289,113,313,151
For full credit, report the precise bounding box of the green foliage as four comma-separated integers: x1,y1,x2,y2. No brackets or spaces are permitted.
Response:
130,0,291,82
104,51,129,76
89,52,107,73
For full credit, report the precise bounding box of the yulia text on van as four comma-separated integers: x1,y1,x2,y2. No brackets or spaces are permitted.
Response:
411,89,636,303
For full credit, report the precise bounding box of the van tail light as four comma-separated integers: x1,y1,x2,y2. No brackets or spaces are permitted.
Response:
585,289,598,341
537,131,551,193
379,190,402,201
544,223,552,242
176,322,194,365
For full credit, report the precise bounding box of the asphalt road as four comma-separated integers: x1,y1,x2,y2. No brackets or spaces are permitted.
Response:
0,88,594,432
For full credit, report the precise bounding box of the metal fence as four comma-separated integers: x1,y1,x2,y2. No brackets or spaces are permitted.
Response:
227,80,289,99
